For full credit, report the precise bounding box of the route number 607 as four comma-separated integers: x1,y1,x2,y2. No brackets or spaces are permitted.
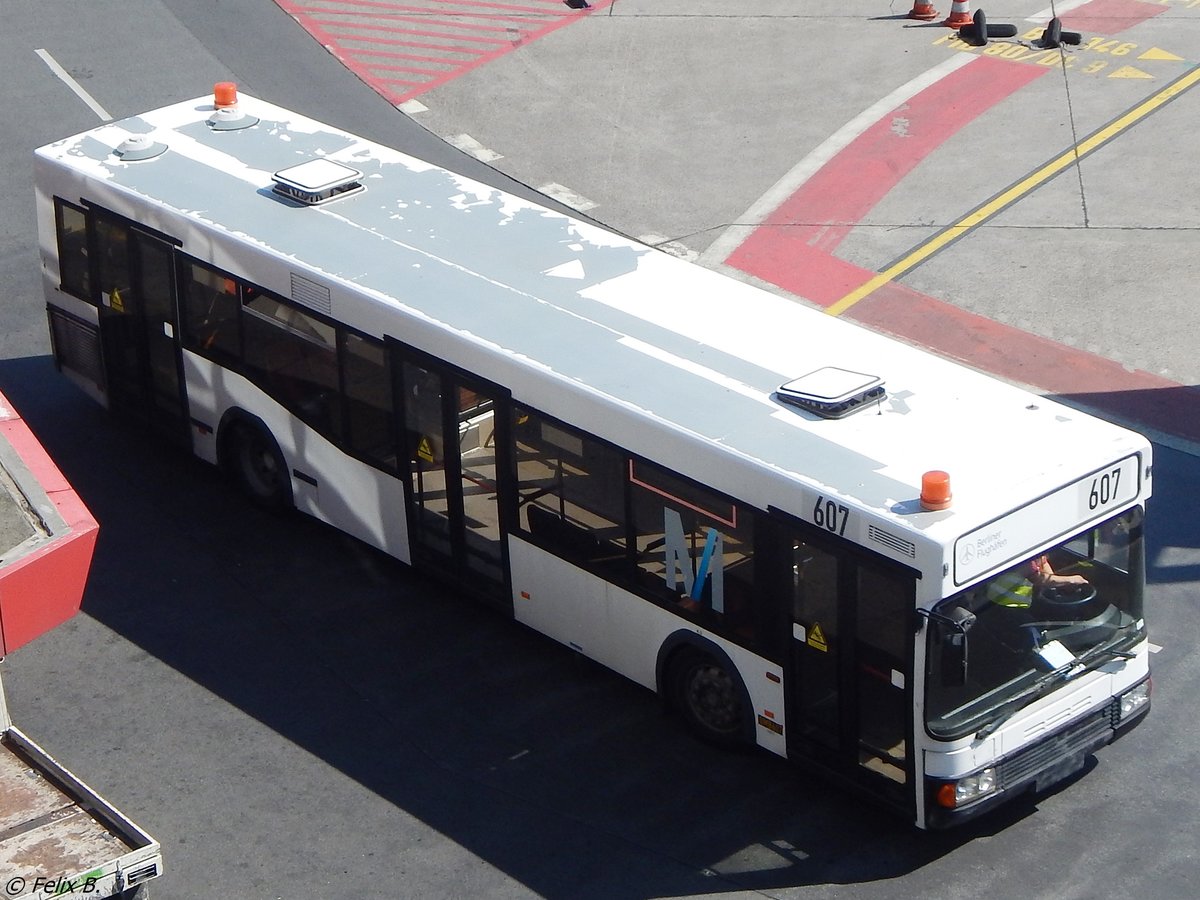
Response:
1088,467,1121,511
813,495,849,536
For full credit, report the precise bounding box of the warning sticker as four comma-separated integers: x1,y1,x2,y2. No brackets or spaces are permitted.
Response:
807,622,828,652
416,435,435,463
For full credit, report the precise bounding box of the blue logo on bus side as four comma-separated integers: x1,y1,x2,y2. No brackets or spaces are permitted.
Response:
662,508,724,612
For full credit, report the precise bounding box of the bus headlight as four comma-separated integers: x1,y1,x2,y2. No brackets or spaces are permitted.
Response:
1119,680,1151,720
935,767,997,809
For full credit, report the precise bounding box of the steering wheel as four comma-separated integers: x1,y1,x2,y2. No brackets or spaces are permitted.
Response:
1036,582,1097,606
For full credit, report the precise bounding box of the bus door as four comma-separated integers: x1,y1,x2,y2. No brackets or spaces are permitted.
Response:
778,518,915,812
395,350,511,607
92,213,188,446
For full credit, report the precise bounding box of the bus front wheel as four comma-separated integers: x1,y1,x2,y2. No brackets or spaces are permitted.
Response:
225,422,293,511
669,648,749,749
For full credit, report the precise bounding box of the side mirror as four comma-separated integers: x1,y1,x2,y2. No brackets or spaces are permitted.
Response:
941,629,968,687
942,607,975,687
919,606,975,687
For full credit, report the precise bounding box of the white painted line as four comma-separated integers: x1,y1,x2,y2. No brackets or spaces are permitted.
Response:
1026,0,1093,23
699,53,976,268
538,182,598,212
36,49,112,121
398,99,428,115
1149,643,1162,654
446,133,503,163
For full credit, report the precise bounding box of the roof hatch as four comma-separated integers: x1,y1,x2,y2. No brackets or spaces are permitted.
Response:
776,367,885,419
271,159,364,206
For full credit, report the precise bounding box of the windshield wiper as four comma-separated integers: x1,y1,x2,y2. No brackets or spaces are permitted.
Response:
1077,643,1136,664
973,639,1139,740
974,659,1081,740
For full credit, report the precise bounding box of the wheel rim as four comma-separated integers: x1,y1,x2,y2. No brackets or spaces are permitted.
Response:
238,431,282,500
682,660,742,736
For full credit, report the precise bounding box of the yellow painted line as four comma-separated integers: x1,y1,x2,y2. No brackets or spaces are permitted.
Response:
826,64,1200,317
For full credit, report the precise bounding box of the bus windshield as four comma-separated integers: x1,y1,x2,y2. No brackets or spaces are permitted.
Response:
925,507,1146,740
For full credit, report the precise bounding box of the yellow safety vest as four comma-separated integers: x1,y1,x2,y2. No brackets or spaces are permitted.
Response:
987,569,1035,608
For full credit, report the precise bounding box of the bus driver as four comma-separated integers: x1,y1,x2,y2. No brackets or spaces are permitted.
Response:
987,555,1089,609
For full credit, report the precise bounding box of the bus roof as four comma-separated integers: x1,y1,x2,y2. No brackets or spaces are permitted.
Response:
35,94,1151,569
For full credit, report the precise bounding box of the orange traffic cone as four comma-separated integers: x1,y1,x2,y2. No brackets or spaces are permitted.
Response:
908,0,939,20
942,0,972,27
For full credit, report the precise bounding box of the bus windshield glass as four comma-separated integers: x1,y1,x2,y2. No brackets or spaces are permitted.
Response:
925,507,1146,739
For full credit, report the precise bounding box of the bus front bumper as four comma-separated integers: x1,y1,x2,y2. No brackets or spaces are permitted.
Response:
925,682,1150,829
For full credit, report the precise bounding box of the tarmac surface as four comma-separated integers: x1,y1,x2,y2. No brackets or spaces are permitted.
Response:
1,2,1199,899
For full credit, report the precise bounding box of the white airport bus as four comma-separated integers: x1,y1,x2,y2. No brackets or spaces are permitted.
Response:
34,87,1152,828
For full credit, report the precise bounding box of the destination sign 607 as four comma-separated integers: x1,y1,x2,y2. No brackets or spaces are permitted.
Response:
953,455,1141,585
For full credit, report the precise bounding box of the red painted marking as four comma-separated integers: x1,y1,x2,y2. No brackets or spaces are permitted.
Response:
334,33,494,55
276,0,614,104
332,0,572,14
1063,0,1167,35
761,57,1046,233
311,18,512,43
728,55,1046,307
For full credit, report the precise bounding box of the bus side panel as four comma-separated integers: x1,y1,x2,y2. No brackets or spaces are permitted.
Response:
509,537,787,756
509,537,608,662
33,156,65,308
182,353,411,563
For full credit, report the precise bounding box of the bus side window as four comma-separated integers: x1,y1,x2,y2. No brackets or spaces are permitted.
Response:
629,460,757,645
513,407,627,572
340,331,395,472
791,540,841,748
242,291,342,441
856,565,912,784
94,217,130,310
792,543,839,628
179,260,242,367
54,199,91,301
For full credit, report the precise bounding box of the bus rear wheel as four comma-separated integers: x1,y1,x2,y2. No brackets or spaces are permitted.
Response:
670,649,749,749
225,421,292,511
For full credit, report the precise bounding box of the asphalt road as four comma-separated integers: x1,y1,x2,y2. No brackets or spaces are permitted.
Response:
2,2,1198,899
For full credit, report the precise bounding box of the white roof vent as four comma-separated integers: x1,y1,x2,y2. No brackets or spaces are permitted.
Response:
271,159,364,206
208,105,259,131
113,134,167,162
776,367,885,419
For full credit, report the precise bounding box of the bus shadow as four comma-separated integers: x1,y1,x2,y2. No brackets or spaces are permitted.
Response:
0,354,1129,897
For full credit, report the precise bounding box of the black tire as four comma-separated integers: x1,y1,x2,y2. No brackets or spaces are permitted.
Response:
226,421,293,511
669,648,750,749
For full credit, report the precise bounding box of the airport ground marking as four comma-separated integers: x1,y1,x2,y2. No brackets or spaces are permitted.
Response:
824,63,1200,318
35,49,112,121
